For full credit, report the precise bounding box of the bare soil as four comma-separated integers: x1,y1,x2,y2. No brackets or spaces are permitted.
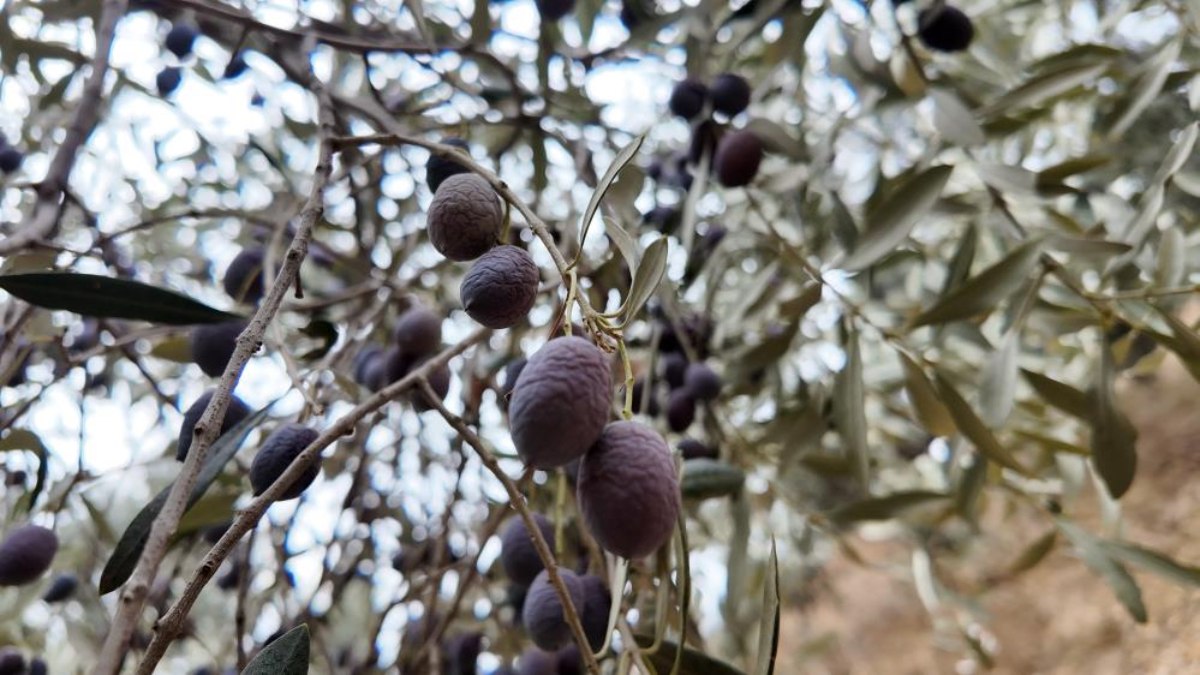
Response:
779,354,1200,674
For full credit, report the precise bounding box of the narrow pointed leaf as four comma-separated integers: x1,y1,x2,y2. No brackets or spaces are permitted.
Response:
1089,346,1138,499
242,624,310,675
0,273,243,325
619,236,667,325
898,352,955,437
933,370,1030,475
0,429,48,514
1101,540,1200,588
753,540,781,675
930,88,985,147
635,636,747,675
99,405,271,594
827,491,950,527
911,239,1042,327
841,165,953,271
1021,369,1090,419
1057,521,1147,623
1156,121,1198,184
1003,530,1058,578
577,133,645,255
980,62,1109,118
603,216,640,270
979,332,1019,428
1107,38,1181,138
833,322,869,487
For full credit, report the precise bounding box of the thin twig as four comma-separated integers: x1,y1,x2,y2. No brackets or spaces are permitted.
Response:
91,79,340,675
0,0,129,255
416,379,603,675
132,328,490,674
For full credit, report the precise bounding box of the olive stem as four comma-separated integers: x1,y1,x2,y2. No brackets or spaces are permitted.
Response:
96,64,338,675
132,329,491,674
618,339,635,420
416,380,604,674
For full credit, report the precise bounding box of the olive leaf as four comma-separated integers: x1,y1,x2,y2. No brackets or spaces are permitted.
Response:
576,132,646,262
930,88,985,147
897,352,955,437
242,624,310,675
1057,520,1147,623
618,235,667,326
0,428,48,514
99,404,271,594
840,165,953,271
979,61,1109,118
1021,369,1090,419
1088,344,1138,499
827,491,951,527
753,540,781,675
0,272,243,325
933,370,1030,476
910,239,1042,328
833,321,869,487
1100,540,1200,588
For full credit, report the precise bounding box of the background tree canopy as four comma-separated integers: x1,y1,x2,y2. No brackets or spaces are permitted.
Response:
1,0,1199,673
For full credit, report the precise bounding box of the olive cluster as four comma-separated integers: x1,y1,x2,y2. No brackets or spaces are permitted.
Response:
352,303,452,411
423,139,542,330
497,514,613,668
155,21,249,97
660,73,766,189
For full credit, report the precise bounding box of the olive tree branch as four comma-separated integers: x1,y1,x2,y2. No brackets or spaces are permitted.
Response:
134,327,491,674
0,0,127,255
90,82,339,675
416,379,603,675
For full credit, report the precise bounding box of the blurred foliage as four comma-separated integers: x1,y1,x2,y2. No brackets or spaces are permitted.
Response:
1,0,1200,672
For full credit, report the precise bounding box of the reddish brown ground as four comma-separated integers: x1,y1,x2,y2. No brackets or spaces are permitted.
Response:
779,354,1200,674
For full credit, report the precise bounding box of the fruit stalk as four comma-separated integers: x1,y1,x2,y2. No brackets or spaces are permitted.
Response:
414,379,603,675
331,132,603,327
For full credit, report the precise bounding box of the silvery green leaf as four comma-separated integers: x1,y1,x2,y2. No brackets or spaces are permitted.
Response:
841,165,953,271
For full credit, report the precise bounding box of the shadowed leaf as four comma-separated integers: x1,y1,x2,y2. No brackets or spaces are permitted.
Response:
243,624,310,675
0,273,243,325
99,404,271,594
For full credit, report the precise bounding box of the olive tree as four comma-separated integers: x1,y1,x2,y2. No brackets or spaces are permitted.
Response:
0,0,1198,673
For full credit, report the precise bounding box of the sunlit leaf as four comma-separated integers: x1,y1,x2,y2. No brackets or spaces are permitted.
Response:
1106,39,1182,138
930,88,984,147
980,62,1109,118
